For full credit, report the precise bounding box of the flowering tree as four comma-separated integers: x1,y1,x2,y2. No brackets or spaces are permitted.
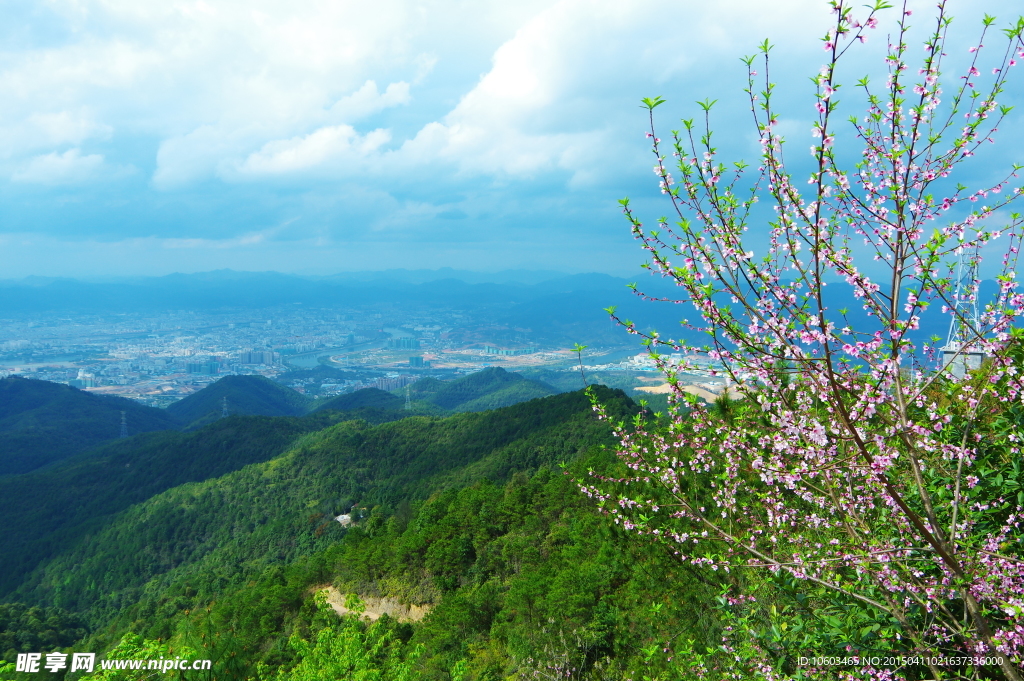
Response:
582,1,1024,678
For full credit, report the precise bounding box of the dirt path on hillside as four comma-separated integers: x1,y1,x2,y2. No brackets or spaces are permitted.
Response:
321,586,431,622
635,383,742,401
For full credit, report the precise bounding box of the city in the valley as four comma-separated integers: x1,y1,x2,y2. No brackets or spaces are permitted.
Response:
0,304,730,407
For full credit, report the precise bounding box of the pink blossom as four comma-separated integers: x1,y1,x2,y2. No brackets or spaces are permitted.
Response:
598,3,1024,670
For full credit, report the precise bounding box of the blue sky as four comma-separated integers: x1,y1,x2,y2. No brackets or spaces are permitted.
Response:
0,0,1021,278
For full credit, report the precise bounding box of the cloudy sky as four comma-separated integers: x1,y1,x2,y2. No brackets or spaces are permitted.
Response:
0,0,1020,278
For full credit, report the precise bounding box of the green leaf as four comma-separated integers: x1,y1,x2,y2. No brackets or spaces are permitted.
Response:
641,96,666,110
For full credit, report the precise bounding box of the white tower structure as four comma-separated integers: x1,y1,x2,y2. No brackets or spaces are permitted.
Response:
941,250,986,379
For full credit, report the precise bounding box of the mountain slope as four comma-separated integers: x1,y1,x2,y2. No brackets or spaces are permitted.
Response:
312,387,448,424
32,399,715,681
0,412,345,600
71,462,715,681
11,388,633,629
427,367,556,411
448,379,556,412
0,377,179,475
165,375,309,426
0,387,726,681
316,387,404,412
311,370,557,421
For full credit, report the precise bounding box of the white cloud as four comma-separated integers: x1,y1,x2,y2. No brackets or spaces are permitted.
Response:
27,111,112,147
0,0,873,191
153,78,410,186
328,80,412,121
388,0,833,184
159,232,269,249
2,0,1023,278
153,125,249,189
232,125,391,176
0,0,555,188
12,148,111,184
0,110,113,159
384,0,1024,187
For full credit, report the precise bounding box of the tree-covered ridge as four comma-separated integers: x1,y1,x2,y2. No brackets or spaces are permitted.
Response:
0,604,86,666
0,367,574,481
422,367,556,412
0,373,624,614
0,413,345,601
23,457,719,681
166,375,311,427
315,387,403,412
314,368,558,418
0,377,178,475
8,388,634,635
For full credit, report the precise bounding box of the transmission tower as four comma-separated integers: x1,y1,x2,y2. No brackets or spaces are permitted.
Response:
404,383,412,410
222,396,229,418
119,411,128,438
941,249,985,379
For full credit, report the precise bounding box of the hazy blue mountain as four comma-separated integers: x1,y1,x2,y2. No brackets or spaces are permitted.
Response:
0,271,996,350
165,375,309,427
313,267,568,285
0,270,696,345
0,377,178,475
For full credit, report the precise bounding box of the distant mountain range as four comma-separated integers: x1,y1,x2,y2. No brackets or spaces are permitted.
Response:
0,269,701,345
0,369,572,475
0,269,995,349
11,267,573,288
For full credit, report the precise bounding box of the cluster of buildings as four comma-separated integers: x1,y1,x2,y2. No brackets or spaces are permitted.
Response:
580,352,725,376
0,306,567,406
0,308,387,405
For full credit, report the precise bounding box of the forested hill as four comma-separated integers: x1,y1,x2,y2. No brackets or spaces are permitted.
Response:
165,374,311,427
0,376,179,475
315,386,405,412
313,367,557,419
0,385,741,680
411,366,556,411
0,368,596,479
76,461,714,680
0,379,735,680
0,412,346,601
5,388,635,630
